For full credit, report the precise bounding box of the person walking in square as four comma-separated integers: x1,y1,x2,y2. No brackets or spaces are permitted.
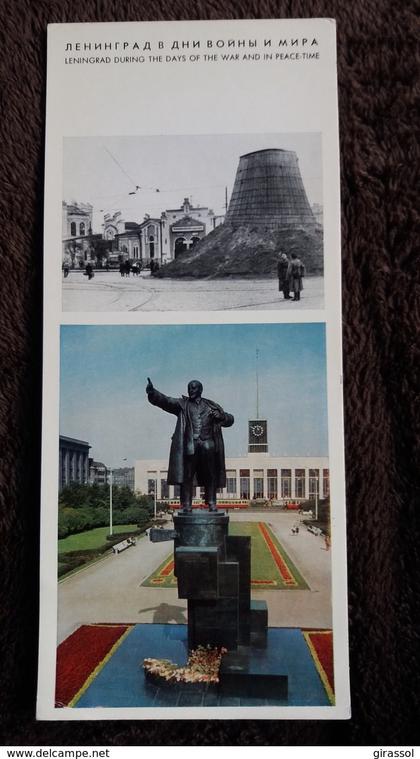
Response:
85,262,94,280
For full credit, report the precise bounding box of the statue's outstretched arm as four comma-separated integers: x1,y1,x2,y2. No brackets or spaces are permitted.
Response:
146,379,181,415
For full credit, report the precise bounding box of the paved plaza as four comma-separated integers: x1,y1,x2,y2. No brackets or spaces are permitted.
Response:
58,511,332,643
62,272,324,312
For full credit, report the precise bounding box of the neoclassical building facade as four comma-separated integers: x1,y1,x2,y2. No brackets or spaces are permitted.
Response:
102,198,223,265
59,436,91,491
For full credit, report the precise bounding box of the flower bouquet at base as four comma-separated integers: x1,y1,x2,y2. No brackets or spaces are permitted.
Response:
143,645,227,690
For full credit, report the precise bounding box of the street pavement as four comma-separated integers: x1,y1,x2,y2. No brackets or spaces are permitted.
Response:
62,272,324,312
57,511,332,643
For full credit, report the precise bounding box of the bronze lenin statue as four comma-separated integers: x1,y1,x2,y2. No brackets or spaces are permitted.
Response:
146,378,234,512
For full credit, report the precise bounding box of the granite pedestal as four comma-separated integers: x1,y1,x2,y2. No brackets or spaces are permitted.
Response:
173,510,264,652
150,509,287,699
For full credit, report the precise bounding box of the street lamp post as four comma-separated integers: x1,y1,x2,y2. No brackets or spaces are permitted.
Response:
154,478,157,520
109,458,128,536
109,468,113,536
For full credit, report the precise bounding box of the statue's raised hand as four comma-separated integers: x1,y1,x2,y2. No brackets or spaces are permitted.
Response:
146,377,154,393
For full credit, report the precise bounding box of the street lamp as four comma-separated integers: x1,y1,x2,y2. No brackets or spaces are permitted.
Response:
153,478,157,520
109,458,128,536
109,467,113,536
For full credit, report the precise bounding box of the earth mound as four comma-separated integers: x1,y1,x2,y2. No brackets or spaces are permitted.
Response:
156,223,323,279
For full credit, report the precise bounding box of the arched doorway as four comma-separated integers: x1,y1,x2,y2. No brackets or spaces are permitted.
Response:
191,235,200,248
175,237,187,258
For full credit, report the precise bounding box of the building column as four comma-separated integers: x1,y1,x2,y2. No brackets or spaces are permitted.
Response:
305,469,310,500
319,470,324,500
291,469,296,499
263,468,268,500
66,450,70,486
63,449,67,486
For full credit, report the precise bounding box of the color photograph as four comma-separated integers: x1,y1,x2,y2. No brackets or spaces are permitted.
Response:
56,322,334,711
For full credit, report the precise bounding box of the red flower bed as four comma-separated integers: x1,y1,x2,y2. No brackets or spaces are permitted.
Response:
303,630,334,703
55,623,132,706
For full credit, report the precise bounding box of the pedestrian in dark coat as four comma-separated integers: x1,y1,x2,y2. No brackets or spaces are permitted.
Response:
277,252,290,299
85,262,94,280
289,254,305,301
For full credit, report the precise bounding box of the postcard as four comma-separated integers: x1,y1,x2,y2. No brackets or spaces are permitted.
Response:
38,18,349,720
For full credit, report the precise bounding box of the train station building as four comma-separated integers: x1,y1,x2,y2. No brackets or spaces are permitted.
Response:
134,419,329,504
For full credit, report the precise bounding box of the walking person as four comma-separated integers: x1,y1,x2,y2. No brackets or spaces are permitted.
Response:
277,252,290,299
85,262,94,280
289,253,305,301
62,259,70,278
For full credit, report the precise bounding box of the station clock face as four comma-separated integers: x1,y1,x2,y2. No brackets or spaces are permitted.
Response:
248,420,268,447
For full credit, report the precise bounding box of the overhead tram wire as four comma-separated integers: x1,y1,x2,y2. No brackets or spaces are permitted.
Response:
90,183,226,201
92,150,229,217
103,146,139,189
103,146,161,195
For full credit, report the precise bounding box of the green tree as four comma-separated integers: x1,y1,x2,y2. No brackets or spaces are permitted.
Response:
58,483,156,538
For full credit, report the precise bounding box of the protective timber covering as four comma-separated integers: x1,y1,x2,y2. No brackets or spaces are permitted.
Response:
156,146,323,278
225,149,315,228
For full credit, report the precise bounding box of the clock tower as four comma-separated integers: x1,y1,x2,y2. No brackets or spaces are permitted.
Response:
248,419,268,454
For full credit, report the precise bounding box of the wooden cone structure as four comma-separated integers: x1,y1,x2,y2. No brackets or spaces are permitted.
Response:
225,148,315,229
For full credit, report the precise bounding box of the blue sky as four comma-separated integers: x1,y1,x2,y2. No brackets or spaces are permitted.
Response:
60,323,328,467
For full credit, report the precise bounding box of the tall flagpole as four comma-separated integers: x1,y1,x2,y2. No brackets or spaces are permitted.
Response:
256,348,260,419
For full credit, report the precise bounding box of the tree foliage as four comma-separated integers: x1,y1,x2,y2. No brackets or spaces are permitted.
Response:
58,483,154,537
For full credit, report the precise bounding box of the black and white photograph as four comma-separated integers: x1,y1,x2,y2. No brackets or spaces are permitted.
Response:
61,133,324,312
